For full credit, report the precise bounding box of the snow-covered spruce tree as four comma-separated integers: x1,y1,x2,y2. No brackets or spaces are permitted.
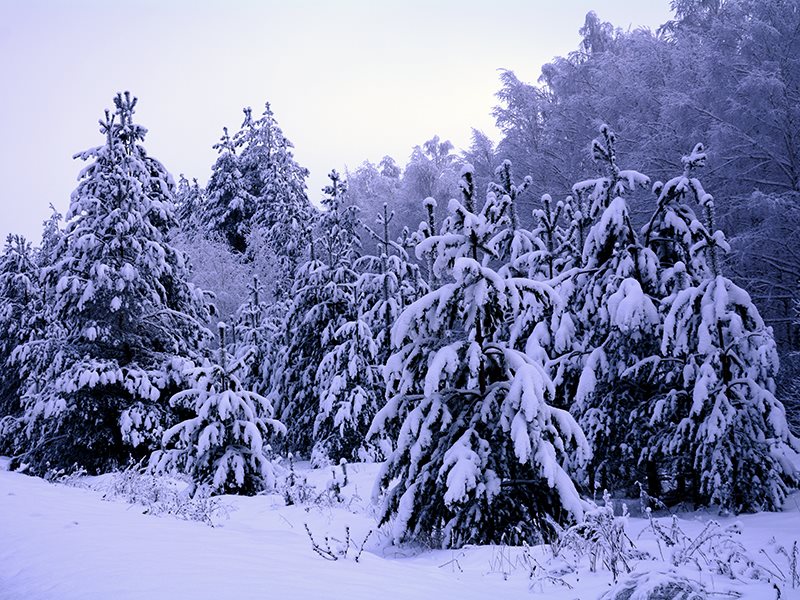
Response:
270,171,359,458
525,193,571,281
201,127,255,254
267,251,327,457
150,323,284,496
565,125,664,496
313,205,427,462
655,144,800,511
235,104,315,293
229,275,273,396
313,310,381,462
174,174,205,235
483,160,538,276
0,235,44,455
358,203,427,362
412,196,439,288
642,146,711,284
308,170,364,461
369,169,589,548
13,92,210,475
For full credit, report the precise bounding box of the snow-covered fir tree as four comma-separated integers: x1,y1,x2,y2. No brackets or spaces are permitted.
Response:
151,323,284,496
313,310,381,462
174,174,205,235
11,92,211,475
654,144,800,511
483,160,538,276
313,204,427,463
525,193,570,281
228,275,274,396
201,127,255,254
565,125,663,496
0,235,43,456
370,168,589,548
235,104,315,292
412,196,439,288
357,204,427,362
268,253,327,457
270,171,360,459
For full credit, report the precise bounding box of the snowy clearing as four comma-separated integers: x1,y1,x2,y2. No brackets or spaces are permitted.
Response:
1,461,798,600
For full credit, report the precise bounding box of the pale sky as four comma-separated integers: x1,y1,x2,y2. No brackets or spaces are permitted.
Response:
0,0,672,243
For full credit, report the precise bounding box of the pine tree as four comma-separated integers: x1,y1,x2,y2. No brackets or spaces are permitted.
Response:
12,92,211,475
412,196,439,288
526,193,570,281
370,169,588,548
312,204,427,463
151,323,283,496
565,125,663,496
655,144,800,511
484,160,537,275
313,312,381,462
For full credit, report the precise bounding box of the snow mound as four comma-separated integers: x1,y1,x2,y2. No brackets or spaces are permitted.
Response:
599,568,706,600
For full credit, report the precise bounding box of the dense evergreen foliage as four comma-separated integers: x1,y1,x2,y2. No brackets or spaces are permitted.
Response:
1,0,799,548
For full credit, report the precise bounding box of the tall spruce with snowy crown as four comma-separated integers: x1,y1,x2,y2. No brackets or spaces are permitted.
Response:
313,205,427,462
313,308,381,462
357,203,427,364
566,125,663,496
308,170,364,461
270,171,360,458
369,167,589,548
201,127,255,253
175,175,205,235
655,144,800,511
151,322,284,496
268,253,328,457
483,160,538,277
11,92,210,474
236,104,315,292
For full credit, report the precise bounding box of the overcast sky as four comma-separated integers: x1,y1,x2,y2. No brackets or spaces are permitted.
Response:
0,0,672,242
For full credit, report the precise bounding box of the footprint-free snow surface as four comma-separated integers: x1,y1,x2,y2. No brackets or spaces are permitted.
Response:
1,461,798,600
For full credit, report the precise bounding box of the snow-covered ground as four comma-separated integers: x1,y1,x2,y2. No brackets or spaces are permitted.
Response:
1,459,798,600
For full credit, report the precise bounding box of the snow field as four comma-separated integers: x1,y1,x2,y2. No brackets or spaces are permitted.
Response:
1,461,798,600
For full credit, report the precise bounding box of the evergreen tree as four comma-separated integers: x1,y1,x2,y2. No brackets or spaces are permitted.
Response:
412,196,440,288
313,311,381,462
236,104,315,291
0,235,43,455
370,170,588,548
485,159,536,275
175,174,205,235
202,128,255,253
313,204,427,463
358,203,427,362
229,275,273,395
565,126,662,495
654,144,800,511
151,323,283,496
268,254,328,457
12,92,210,474
270,171,359,458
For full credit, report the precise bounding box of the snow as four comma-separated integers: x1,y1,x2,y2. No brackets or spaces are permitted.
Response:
1,463,798,600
